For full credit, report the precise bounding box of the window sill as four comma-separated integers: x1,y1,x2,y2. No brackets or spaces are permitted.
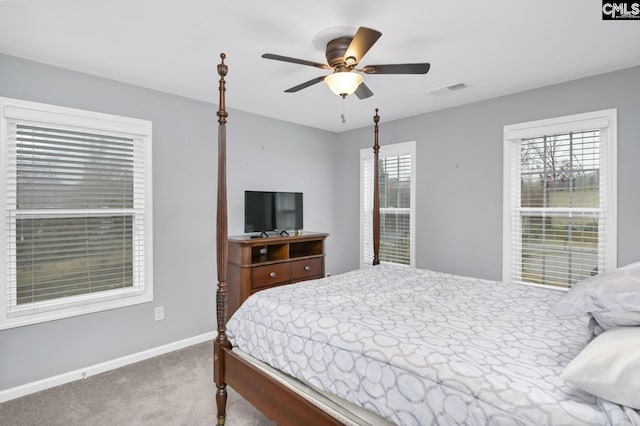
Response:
0,289,153,330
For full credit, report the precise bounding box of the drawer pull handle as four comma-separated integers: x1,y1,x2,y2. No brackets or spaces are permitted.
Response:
304,265,311,271
269,272,277,278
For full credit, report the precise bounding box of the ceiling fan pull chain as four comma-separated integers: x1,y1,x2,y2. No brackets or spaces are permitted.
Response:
340,97,346,123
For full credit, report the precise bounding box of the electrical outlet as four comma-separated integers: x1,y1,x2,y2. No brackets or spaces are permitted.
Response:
154,306,165,321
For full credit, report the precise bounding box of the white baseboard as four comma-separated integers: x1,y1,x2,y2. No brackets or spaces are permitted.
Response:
0,331,216,403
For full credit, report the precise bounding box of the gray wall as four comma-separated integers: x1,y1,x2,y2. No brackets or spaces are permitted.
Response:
331,66,640,279
0,54,337,391
2,52,639,393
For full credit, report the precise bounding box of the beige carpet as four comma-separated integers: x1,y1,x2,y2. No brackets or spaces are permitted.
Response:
0,341,274,426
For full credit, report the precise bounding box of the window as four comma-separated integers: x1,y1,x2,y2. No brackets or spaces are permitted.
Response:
0,97,153,329
503,109,616,289
360,141,415,268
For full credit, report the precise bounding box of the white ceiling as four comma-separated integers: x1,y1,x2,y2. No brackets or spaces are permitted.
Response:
1,0,639,133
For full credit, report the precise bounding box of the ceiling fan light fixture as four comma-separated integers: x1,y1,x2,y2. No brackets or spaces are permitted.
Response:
324,72,363,97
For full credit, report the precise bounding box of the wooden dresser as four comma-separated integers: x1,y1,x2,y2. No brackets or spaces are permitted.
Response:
226,232,328,317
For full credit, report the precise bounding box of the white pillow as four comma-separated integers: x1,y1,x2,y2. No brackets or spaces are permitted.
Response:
591,311,640,331
554,261,640,316
563,327,640,409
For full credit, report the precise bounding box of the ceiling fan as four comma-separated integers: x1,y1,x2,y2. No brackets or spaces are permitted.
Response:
262,26,430,99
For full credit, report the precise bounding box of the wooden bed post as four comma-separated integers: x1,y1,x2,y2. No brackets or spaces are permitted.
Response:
372,109,381,266
208,96,384,425
214,53,231,425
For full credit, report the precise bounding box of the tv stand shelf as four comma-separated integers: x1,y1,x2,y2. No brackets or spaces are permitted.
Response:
226,232,328,317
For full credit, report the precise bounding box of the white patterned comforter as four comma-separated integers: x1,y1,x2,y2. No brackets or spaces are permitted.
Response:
226,264,640,425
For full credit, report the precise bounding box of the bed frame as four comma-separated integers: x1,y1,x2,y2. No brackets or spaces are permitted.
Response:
213,53,381,425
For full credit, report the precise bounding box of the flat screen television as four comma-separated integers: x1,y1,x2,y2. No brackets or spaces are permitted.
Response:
244,191,303,234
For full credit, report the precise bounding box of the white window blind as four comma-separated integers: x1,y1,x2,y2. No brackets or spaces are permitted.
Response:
1,98,153,329
362,154,374,266
503,109,616,289
360,141,415,268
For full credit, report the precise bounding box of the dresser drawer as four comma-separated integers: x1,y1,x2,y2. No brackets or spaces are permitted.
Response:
290,258,323,281
251,263,290,289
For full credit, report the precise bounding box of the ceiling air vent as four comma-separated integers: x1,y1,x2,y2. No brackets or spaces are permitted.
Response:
427,83,467,96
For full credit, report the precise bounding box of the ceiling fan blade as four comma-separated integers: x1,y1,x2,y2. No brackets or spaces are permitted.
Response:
284,76,326,93
362,63,431,74
262,53,331,69
354,82,373,100
344,27,382,64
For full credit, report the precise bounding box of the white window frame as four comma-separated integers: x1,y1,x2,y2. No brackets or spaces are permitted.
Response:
503,109,617,289
0,97,153,329
360,141,416,269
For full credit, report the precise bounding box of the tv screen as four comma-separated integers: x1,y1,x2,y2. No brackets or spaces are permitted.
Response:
244,191,274,233
244,191,303,233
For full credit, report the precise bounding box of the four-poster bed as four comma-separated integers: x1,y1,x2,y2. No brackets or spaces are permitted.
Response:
212,54,640,425
212,53,386,425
